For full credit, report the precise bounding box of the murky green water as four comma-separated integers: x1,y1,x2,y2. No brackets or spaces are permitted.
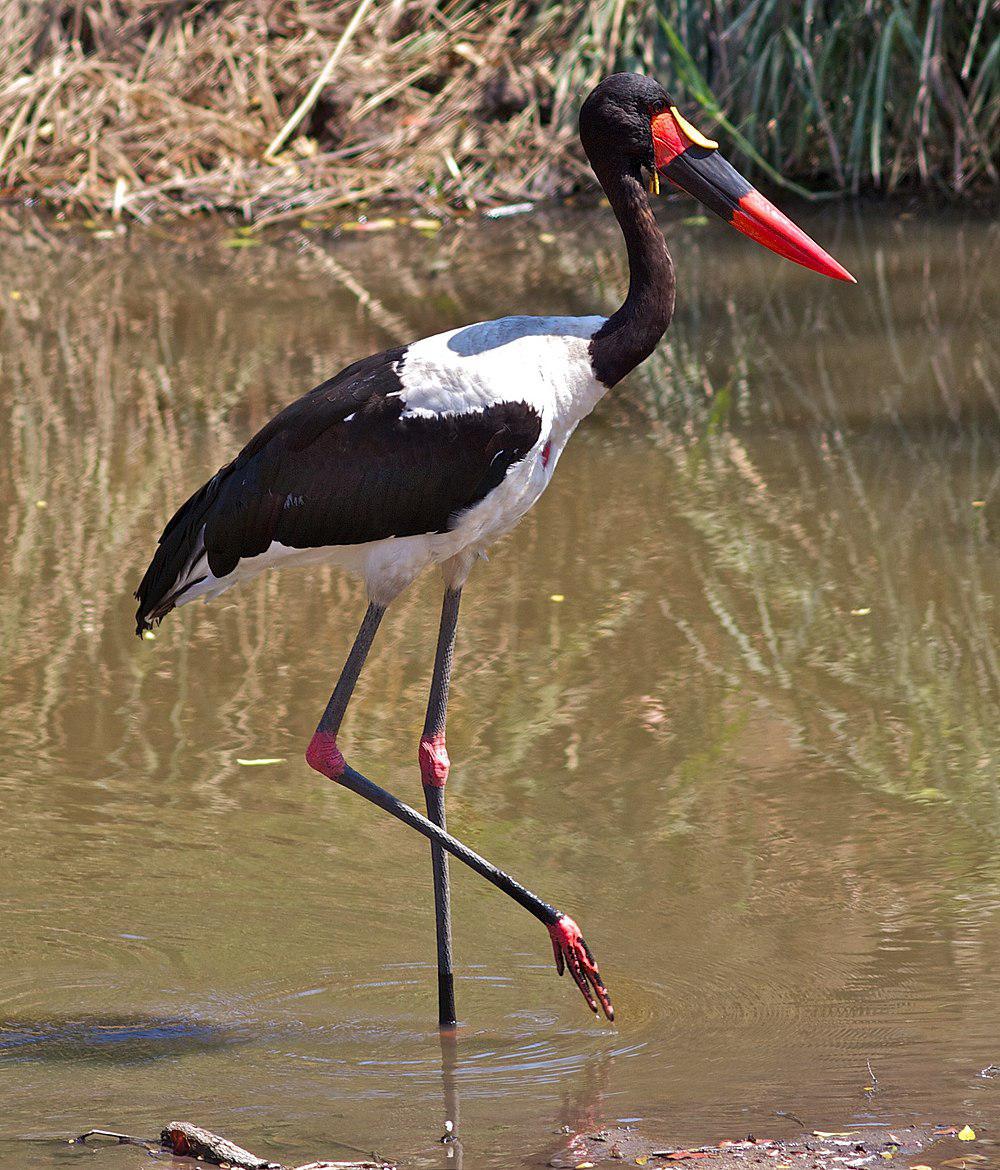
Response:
0,204,998,1169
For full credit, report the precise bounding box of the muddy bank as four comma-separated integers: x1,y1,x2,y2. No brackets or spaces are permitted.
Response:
546,1122,986,1169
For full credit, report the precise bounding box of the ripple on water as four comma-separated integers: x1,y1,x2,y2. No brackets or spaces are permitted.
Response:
242,962,647,1098
605,952,955,1088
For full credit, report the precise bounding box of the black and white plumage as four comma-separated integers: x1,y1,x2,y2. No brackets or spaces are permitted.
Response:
135,72,853,1026
136,314,610,628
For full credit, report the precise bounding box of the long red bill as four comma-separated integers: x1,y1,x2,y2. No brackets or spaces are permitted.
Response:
651,107,856,284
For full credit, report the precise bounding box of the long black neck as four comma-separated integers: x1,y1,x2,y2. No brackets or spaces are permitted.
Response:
589,159,676,387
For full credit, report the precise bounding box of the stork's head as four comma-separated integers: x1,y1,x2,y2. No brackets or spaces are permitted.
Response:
580,73,856,284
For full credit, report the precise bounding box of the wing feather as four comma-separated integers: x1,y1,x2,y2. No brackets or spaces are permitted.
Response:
135,345,541,630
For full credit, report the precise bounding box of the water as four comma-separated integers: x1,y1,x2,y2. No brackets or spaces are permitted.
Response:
0,204,997,1169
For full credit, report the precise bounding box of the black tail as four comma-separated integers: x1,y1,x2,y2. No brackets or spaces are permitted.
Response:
134,471,225,635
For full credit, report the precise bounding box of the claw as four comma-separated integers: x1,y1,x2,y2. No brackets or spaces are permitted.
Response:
546,914,614,1021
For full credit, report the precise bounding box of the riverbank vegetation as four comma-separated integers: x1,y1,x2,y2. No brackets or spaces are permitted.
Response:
0,0,997,219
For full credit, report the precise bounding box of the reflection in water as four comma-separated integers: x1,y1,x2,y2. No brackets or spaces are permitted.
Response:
439,1030,462,1170
0,206,998,1168
0,1016,244,1064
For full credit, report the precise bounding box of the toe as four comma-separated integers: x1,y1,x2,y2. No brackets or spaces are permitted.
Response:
546,914,613,1019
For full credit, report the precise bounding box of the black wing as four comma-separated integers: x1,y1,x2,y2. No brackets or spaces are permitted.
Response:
135,346,541,630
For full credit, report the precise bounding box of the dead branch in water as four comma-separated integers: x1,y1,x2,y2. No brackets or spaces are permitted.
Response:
160,1123,282,1169
72,1121,393,1170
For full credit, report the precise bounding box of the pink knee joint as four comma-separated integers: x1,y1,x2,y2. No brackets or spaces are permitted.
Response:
306,730,346,779
419,733,450,788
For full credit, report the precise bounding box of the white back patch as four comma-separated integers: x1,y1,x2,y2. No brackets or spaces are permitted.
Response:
398,315,606,437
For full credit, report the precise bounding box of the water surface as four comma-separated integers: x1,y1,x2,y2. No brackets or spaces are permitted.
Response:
0,204,998,1168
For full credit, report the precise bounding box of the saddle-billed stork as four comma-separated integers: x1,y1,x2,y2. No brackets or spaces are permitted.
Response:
136,73,854,1027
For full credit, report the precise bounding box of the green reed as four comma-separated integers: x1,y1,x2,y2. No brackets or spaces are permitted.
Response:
612,0,999,196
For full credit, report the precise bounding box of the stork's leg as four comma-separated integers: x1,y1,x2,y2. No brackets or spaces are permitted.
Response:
305,599,613,1021
331,760,613,1020
420,587,462,1028
305,601,385,778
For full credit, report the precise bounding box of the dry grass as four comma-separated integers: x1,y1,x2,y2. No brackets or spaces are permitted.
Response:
0,0,605,221
0,0,996,220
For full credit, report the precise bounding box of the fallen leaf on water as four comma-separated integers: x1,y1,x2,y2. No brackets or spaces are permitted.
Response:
958,1125,977,1140
341,218,397,233
682,215,709,226
236,758,287,766
850,607,871,616
550,594,565,602
910,1165,933,1169
635,1157,649,1166
574,1163,594,1168
483,202,533,219
934,1127,960,1136
971,500,985,508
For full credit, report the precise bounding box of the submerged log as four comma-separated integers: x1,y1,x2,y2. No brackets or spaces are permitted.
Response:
159,1123,394,1170
160,1123,280,1169
74,1121,394,1170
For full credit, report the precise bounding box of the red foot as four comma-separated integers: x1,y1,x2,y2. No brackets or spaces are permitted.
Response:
547,914,614,1021
419,733,450,788
306,730,346,779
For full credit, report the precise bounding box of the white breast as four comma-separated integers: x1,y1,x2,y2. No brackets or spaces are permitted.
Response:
397,315,609,553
